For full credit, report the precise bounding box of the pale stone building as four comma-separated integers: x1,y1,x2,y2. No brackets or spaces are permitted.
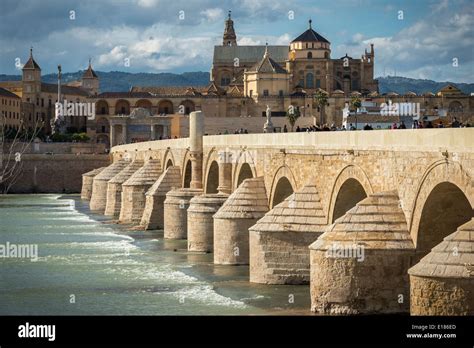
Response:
0,87,22,132
0,49,98,135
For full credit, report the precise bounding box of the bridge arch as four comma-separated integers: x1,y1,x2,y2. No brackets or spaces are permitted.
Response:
409,160,473,258
268,165,297,209
162,148,176,170
328,165,373,223
232,149,257,190
181,150,192,188
205,161,219,193
203,148,220,194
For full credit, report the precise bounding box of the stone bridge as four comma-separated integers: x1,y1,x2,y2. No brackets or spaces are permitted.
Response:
82,112,474,315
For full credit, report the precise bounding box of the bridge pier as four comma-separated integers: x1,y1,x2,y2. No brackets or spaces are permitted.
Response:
105,160,144,217
249,185,326,284
81,167,105,200
409,218,474,315
213,177,269,265
141,166,182,230
309,191,415,314
119,158,162,224
162,110,205,239
187,193,228,252
89,159,129,212
163,188,203,239
217,150,232,195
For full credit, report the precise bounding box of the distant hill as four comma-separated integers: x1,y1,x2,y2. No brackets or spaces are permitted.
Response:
377,76,474,95
0,71,210,92
0,72,472,95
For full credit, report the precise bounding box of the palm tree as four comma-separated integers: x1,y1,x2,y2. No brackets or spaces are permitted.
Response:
286,106,301,132
313,89,329,125
350,96,362,130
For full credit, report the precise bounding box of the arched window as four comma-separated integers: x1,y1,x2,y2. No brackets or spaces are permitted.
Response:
221,74,231,86
307,52,313,59
306,73,314,89
449,101,463,112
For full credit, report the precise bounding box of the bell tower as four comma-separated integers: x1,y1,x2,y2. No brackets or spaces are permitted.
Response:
223,10,237,46
82,58,99,95
22,47,41,103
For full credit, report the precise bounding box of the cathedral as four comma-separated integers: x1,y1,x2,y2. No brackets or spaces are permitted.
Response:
212,12,378,95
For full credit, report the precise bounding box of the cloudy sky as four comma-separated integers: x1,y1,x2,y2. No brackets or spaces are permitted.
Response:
0,0,472,82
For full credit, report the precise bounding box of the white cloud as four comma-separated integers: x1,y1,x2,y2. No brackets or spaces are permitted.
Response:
275,33,292,45
98,46,128,66
238,33,291,46
135,0,160,8
431,0,449,13
238,37,262,45
200,8,224,22
334,5,474,82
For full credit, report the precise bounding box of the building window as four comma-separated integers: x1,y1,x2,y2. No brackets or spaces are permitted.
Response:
352,79,360,91
249,90,253,97
316,79,321,88
307,52,313,59
36,98,39,106
324,52,329,59
49,99,52,107
306,73,314,88
221,75,231,86
41,98,44,107
263,89,269,96
279,90,284,97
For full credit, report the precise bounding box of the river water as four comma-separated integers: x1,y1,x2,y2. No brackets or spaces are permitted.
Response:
0,194,311,315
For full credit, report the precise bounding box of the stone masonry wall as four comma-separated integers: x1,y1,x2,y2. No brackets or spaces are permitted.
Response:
410,276,474,315
9,154,109,193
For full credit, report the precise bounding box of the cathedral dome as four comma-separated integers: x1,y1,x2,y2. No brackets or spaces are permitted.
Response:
291,19,330,44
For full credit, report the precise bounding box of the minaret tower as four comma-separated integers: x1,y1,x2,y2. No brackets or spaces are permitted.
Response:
223,10,237,46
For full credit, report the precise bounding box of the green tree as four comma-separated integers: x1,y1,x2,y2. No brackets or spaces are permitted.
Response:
350,96,362,129
313,89,329,125
286,105,301,132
